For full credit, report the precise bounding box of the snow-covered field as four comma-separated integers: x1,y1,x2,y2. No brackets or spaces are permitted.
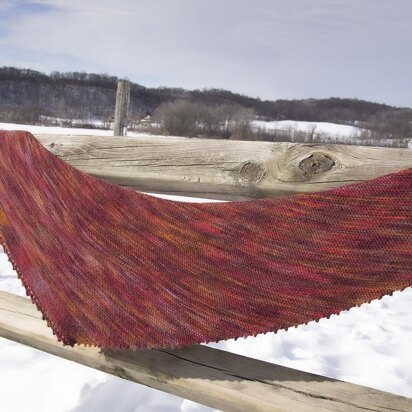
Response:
0,122,117,137
1,119,362,140
0,122,193,142
252,119,361,141
252,119,412,148
0,123,411,411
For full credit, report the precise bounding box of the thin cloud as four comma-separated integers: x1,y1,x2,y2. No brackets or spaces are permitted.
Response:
0,0,411,106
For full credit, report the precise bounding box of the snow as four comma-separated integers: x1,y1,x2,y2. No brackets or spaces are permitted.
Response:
0,122,117,137
1,120,361,141
252,120,412,148
252,119,361,141
0,122,412,411
0,122,183,139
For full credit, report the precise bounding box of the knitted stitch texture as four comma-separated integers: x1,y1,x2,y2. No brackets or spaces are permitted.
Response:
0,130,411,349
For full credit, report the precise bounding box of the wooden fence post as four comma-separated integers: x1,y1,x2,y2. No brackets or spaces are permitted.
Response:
114,80,130,136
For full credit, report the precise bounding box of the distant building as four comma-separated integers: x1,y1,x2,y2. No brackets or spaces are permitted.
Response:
141,113,151,123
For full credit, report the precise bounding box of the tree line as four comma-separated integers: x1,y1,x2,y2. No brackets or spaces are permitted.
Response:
0,66,411,140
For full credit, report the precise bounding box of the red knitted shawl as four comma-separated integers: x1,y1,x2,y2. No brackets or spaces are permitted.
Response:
0,130,411,349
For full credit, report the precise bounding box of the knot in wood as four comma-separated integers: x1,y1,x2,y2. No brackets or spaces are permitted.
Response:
240,161,266,183
298,152,335,177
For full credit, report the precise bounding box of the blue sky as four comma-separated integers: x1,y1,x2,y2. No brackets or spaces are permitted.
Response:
0,0,51,29
0,0,411,107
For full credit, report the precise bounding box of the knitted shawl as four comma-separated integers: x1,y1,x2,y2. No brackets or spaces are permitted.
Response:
0,130,411,349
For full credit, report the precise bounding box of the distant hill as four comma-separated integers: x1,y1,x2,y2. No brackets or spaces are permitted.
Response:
0,66,411,139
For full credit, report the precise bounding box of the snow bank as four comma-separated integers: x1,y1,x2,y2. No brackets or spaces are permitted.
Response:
252,119,361,140
0,122,116,136
0,122,183,139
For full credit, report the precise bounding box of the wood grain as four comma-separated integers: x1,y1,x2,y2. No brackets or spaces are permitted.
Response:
35,134,412,200
113,81,130,136
0,291,410,412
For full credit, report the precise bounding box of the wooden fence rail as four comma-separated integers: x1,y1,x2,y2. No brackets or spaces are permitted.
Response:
0,291,410,412
35,134,412,200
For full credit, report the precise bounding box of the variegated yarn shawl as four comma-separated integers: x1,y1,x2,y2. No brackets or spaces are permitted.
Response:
0,130,411,349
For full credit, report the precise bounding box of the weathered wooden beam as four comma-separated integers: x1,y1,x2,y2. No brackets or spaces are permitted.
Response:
34,134,412,200
113,80,130,136
0,290,410,412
